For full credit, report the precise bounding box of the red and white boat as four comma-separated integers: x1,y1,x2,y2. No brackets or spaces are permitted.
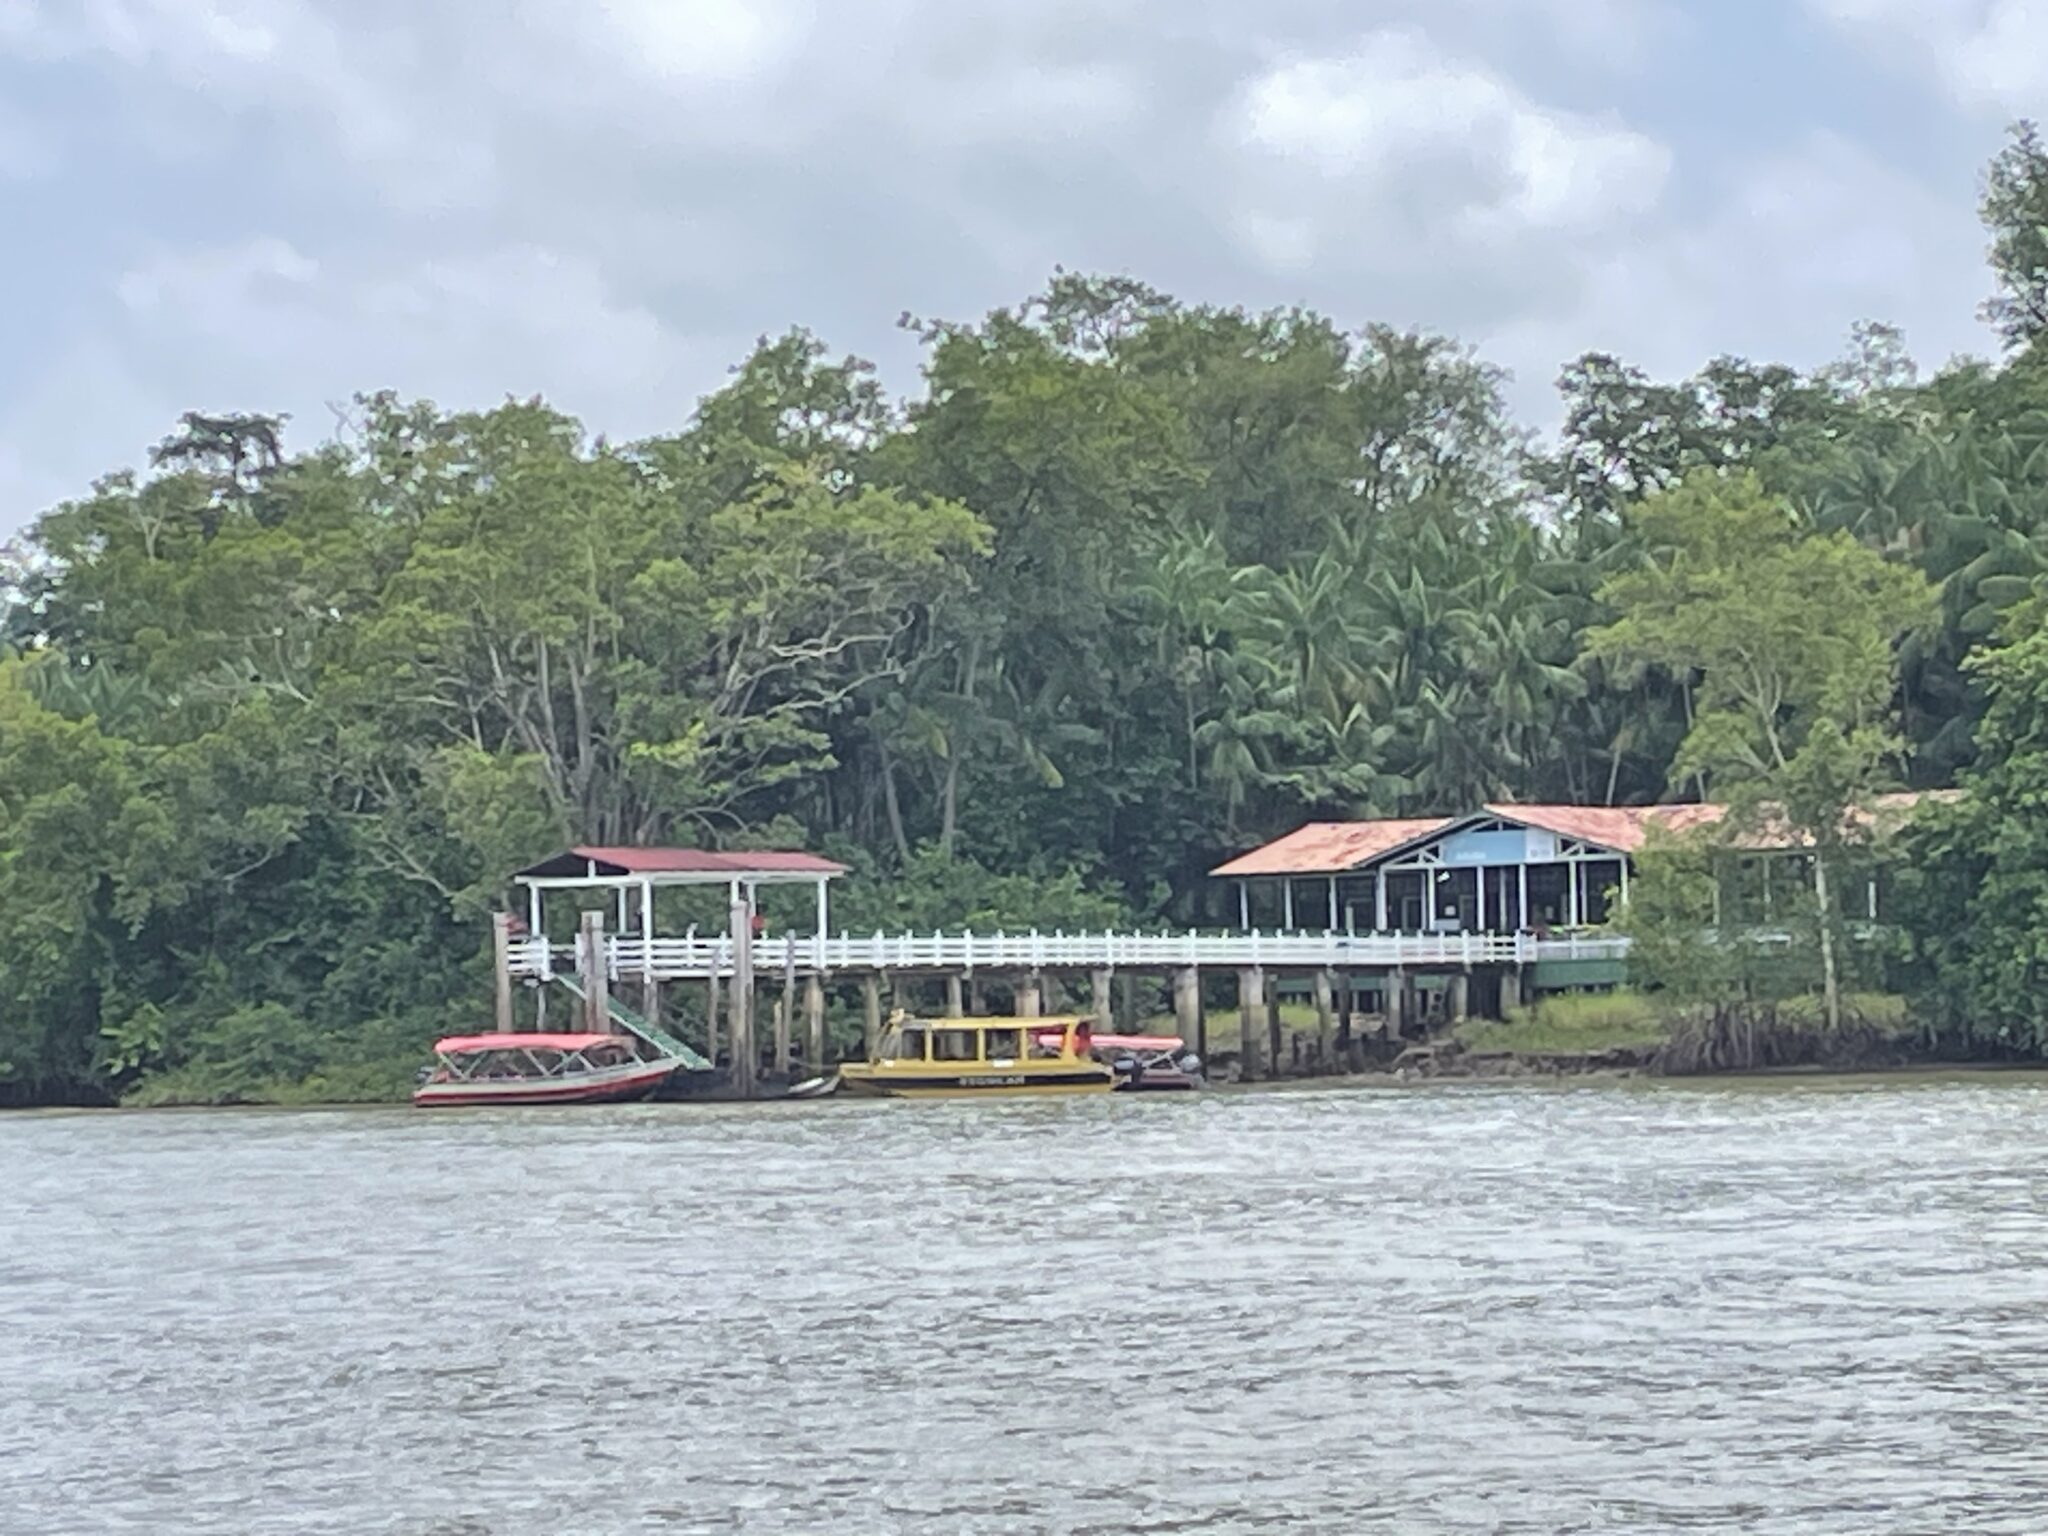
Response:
1035,1031,1204,1091
412,1033,681,1108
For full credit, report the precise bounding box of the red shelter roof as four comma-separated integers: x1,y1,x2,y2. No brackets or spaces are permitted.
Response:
515,847,847,882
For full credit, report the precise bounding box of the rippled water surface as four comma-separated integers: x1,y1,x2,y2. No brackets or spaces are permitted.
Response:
8,1078,2048,1533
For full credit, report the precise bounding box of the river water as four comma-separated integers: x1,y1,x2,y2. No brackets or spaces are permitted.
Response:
6,1078,2048,1534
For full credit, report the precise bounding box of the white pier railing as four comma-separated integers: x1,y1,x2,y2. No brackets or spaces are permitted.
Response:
508,929,1632,983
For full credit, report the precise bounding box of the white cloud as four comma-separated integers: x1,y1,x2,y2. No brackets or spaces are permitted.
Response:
1805,0,2048,113
594,0,812,82
1224,31,1670,275
1481,132,1993,421
0,236,724,528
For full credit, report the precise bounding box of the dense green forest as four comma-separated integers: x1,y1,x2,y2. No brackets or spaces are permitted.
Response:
8,126,2048,1104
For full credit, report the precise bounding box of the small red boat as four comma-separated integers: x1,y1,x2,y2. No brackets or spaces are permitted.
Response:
412,1033,680,1108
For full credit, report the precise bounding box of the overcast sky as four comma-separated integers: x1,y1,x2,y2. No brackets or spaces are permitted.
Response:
0,0,2037,534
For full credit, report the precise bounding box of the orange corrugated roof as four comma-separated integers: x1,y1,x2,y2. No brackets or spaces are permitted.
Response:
1210,818,1453,877
1215,792,1951,877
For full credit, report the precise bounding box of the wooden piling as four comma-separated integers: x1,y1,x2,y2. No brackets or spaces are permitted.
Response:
640,971,661,1037
492,912,515,1035
1090,968,1113,1029
1173,966,1203,1060
1238,967,1264,1081
1313,968,1335,1072
805,973,826,1070
705,970,722,1068
729,898,755,1097
862,973,883,1058
774,942,796,1078
579,909,610,1035
1267,987,1283,1075
1385,969,1406,1041
1018,973,1043,1018
945,974,965,1018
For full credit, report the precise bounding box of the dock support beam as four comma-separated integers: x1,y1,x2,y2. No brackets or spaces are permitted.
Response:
1313,968,1335,1072
579,910,610,1035
1091,968,1113,1029
773,980,792,1080
640,969,661,1038
492,912,515,1035
1018,973,1043,1018
863,974,883,1057
1238,968,1264,1081
1386,968,1406,1041
945,974,965,1018
1173,967,1203,1061
805,973,826,1071
1448,973,1470,1024
705,971,722,1068
1500,966,1523,1015
729,898,755,1097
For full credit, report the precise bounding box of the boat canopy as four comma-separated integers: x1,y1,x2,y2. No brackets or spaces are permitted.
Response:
1035,1032,1184,1053
433,1032,622,1055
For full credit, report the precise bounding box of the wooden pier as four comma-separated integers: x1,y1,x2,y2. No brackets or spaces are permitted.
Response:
497,844,1633,1094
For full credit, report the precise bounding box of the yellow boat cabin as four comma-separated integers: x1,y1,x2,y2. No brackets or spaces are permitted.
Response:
837,1015,1118,1098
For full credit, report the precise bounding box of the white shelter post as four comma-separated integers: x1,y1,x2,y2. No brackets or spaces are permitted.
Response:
815,876,829,970
1327,877,1339,932
1238,881,1250,930
1282,880,1295,932
1375,874,1388,933
1518,865,1529,931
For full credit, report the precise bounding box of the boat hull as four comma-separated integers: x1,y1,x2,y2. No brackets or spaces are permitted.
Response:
837,1065,1115,1099
1117,1070,1200,1092
412,1058,679,1108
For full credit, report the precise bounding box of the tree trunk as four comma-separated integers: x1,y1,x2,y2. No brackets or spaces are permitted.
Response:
878,744,911,861
1814,850,1842,1034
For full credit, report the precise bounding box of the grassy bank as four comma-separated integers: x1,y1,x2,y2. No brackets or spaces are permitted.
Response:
1456,992,1672,1058
1456,989,1918,1072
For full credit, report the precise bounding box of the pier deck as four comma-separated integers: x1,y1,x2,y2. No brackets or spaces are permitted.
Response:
512,929,1631,982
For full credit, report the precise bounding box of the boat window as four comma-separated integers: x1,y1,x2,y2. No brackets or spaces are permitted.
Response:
932,1029,979,1062
892,1028,928,1062
983,1027,1023,1062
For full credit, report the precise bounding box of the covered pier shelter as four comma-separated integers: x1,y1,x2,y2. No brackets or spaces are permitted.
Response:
512,845,848,948
1210,805,1717,937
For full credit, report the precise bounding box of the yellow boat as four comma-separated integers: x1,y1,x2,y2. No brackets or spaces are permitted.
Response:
837,1015,1118,1098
